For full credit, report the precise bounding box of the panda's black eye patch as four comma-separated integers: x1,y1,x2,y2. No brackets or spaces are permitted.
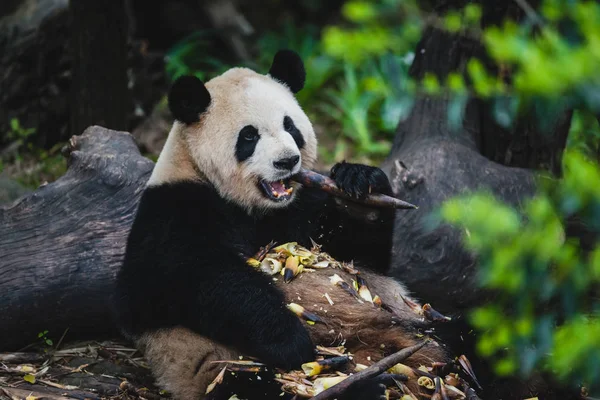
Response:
283,116,294,132
241,125,259,141
236,125,260,162
283,116,305,149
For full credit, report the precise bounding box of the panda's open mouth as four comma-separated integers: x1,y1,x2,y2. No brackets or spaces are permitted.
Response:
259,178,294,202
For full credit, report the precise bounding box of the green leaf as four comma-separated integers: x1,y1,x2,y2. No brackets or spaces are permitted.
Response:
10,118,20,132
448,94,468,131
464,4,482,23
381,95,414,131
492,96,520,128
23,374,36,384
342,1,377,23
422,73,440,94
447,73,466,93
444,12,462,33
467,58,494,97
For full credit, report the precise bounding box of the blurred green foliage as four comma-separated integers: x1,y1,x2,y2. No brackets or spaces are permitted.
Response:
431,1,600,392
164,0,600,164
1,118,66,189
165,31,233,82
319,0,600,137
163,5,419,165
440,150,600,394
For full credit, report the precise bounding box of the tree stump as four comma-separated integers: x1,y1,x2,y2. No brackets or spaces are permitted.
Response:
0,122,540,351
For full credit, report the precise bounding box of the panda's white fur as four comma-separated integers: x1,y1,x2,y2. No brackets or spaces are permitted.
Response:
115,50,450,400
148,67,317,213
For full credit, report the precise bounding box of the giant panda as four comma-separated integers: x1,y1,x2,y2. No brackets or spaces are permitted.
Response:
115,50,451,400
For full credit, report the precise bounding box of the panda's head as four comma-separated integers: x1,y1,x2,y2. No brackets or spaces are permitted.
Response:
149,50,318,212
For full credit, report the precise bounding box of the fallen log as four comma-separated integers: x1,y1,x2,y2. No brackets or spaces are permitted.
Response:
0,125,575,399
311,340,429,400
0,124,535,353
0,126,153,351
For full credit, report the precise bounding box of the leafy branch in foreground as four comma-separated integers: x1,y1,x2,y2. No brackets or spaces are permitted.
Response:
438,150,600,395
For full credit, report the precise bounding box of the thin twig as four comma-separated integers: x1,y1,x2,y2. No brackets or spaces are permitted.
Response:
54,328,69,351
311,340,429,400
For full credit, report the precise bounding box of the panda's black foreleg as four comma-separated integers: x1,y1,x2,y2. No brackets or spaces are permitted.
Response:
184,257,315,370
317,161,396,274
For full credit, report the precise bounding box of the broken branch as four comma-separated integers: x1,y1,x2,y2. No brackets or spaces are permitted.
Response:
292,168,418,210
311,340,429,400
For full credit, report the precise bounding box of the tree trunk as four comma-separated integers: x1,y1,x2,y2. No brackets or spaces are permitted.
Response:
382,2,574,312
69,0,130,136
0,126,153,351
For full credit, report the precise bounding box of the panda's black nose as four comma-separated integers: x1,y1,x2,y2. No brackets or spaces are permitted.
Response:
273,155,300,171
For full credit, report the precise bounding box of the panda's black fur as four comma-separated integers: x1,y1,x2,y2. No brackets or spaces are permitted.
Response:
116,172,395,367
115,50,448,400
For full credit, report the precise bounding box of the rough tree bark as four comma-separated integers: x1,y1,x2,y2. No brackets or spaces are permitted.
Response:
0,126,153,351
69,0,130,136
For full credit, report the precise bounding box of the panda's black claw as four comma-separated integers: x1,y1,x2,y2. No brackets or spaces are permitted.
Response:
330,161,393,200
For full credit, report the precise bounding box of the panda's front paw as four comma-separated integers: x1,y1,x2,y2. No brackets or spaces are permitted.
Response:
330,161,393,200
253,314,314,370
336,379,388,400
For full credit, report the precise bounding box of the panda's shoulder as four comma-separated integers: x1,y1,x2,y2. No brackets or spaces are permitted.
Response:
137,181,222,215
131,181,240,238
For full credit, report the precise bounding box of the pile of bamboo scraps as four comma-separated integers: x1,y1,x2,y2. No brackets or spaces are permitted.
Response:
204,241,484,399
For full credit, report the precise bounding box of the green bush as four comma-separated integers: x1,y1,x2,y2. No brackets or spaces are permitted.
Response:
439,149,600,394
1,119,66,189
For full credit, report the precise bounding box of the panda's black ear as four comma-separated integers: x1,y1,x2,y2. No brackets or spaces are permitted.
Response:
167,75,211,124
268,49,305,94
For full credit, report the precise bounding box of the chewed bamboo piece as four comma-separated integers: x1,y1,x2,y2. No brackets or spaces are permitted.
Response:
292,168,418,210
